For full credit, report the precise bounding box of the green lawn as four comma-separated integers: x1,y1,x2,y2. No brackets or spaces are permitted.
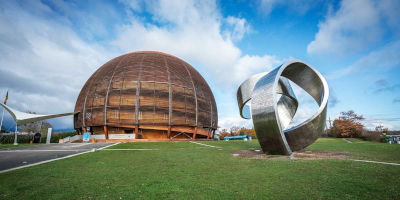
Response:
0,138,399,199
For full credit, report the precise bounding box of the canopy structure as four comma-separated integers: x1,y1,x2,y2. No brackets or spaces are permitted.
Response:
0,103,76,126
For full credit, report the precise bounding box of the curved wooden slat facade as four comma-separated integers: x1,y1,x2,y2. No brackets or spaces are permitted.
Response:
74,51,218,140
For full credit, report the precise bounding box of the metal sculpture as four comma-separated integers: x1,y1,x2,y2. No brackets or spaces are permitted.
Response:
237,60,329,155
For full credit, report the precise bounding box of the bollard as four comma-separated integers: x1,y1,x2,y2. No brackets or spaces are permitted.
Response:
46,128,52,144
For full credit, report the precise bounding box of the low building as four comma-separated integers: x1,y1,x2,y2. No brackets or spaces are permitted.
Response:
387,135,400,144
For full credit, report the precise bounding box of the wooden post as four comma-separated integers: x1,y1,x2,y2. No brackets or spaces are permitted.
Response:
207,128,211,139
167,125,171,140
193,126,197,140
104,125,109,140
135,125,139,137
211,129,215,140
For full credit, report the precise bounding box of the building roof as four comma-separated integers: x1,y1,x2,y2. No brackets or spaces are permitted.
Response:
0,103,76,126
74,51,218,129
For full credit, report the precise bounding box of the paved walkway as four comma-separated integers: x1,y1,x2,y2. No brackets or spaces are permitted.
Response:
189,141,222,149
343,138,353,143
350,159,400,166
0,143,114,173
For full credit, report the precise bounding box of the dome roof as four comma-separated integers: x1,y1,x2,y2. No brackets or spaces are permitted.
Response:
74,51,217,129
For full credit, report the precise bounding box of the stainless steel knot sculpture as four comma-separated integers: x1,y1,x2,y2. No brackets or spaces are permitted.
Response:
237,60,329,155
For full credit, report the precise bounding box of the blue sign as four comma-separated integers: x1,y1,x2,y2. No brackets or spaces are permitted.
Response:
224,135,248,141
83,132,90,142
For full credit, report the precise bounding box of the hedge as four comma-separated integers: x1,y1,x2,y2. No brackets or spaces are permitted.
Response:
0,131,77,144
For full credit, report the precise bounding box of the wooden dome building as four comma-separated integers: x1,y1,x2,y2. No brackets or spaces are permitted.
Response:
74,51,218,141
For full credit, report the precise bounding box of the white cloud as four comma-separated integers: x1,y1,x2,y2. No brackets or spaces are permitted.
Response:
0,0,280,130
258,0,319,16
113,0,283,131
0,1,116,128
307,0,380,55
327,40,400,80
365,122,395,130
114,0,280,86
225,16,251,41
307,0,400,56
119,0,144,13
259,0,278,15
232,55,280,84
218,117,253,130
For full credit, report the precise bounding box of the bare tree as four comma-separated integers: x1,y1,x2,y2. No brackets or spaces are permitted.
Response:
229,126,240,136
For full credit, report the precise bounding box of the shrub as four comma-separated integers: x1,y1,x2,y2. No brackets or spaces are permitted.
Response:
0,134,31,144
41,131,77,143
360,130,386,142
0,131,77,144
218,129,230,140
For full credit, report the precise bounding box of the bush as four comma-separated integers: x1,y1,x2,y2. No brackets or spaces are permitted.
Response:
329,110,364,138
41,131,77,143
0,131,77,144
218,129,230,140
0,134,31,144
360,130,386,142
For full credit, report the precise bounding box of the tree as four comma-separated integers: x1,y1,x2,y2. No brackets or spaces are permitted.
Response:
219,126,257,139
229,126,240,136
239,127,256,138
248,127,257,139
218,129,230,140
331,110,364,138
20,121,53,134
20,111,53,134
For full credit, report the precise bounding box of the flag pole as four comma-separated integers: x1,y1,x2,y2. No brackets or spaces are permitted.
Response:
1,90,8,133
0,108,4,133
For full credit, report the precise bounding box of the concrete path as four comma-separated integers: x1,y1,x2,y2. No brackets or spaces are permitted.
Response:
351,159,400,166
343,138,353,143
0,143,114,173
190,141,222,149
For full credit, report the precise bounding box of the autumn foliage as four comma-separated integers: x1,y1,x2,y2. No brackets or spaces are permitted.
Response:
330,110,365,138
218,126,256,140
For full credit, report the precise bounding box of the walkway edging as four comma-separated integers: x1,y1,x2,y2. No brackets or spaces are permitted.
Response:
0,143,120,174
350,159,400,166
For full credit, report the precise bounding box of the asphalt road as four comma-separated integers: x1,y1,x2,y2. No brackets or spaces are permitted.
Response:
0,143,113,172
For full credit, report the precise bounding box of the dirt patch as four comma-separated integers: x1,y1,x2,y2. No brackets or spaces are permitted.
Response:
233,149,348,160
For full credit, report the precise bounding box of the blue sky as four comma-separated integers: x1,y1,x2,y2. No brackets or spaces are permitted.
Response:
0,0,399,131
